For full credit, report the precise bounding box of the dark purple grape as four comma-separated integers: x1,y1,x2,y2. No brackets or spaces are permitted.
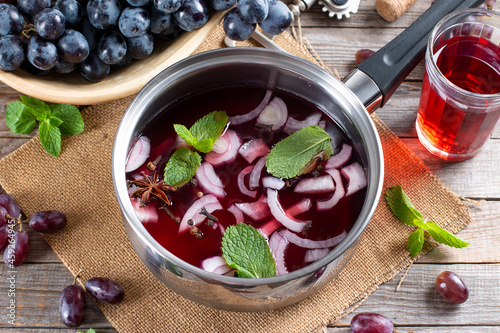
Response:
237,0,268,24
258,0,291,36
350,313,394,333
436,270,469,304
54,57,77,73
0,224,9,251
223,8,255,41
17,0,51,17
173,0,208,32
54,0,84,27
0,34,24,71
86,0,121,30
127,0,149,6
3,229,29,267
119,7,150,38
0,4,24,36
80,51,110,82
355,49,375,65
80,16,101,51
148,4,172,35
0,193,21,223
157,18,181,40
59,283,85,327
28,210,67,233
205,0,236,11
34,8,66,40
85,277,125,304
112,50,132,68
0,206,7,226
27,35,58,70
20,60,52,76
97,29,127,64
154,0,181,14
126,32,153,59
57,29,89,63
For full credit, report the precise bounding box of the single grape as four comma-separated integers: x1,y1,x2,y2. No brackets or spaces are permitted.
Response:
355,49,375,64
205,0,236,11
80,51,110,82
126,32,153,59
157,19,181,40
0,4,24,36
20,60,52,76
0,224,8,251
0,34,24,71
112,50,132,68
86,0,121,30
85,277,125,304
54,0,84,27
54,57,77,73
127,0,149,6
59,279,85,327
28,210,67,233
173,0,208,32
119,7,150,38
3,228,29,267
435,270,469,304
0,206,7,226
17,0,51,17
34,8,66,40
57,29,90,63
0,193,21,223
148,4,172,35
223,8,255,41
350,313,394,333
97,29,127,64
237,0,269,24
258,0,291,36
27,36,58,70
80,16,101,51
154,0,182,14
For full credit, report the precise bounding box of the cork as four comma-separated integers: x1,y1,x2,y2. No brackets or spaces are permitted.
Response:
375,0,419,21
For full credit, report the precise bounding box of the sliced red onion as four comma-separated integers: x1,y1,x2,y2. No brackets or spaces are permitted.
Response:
281,229,347,249
203,162,224,187
125,136,151,173
228,204,244,223
205,130,241,167
341,162,367,196
269,230,289,275
304,248,330,263
262,176,285,190
237,165,258,198
267,188,308,233
238,138,270,164
318,120,326,129
325,143,352,170
195,163,226,199
294,175,335,194
283,113,322,135
317,169,345,211
235,195,270,221
249,155,267,189
178,194,219,233
286,198,312,217
201,256,233,275
256,97,288,131
130,198,158,224
258,218,281,238
211,131,230,154
228,89,273,125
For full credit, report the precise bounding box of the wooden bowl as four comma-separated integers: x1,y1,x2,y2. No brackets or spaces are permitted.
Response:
0,12,225,105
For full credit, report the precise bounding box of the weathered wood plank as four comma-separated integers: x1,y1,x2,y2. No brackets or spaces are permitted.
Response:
327,326,500,332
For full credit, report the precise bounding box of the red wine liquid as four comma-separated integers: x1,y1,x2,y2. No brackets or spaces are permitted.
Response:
127,85,365,273
417,36,500,160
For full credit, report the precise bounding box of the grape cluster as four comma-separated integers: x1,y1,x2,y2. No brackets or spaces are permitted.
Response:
0,0,293,82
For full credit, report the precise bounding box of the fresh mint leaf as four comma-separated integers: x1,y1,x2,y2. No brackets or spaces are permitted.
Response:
163,147,201,187
50,104,84,135
190,111,228,144
266,126,333,178
422,221,470,249
193,138,214,154
174,124,196,146
20,95,51,120
407,228,425,257
222,223,276,278
385,185,423,226
39,118,62,157
77,329,96,333
5,101,36,134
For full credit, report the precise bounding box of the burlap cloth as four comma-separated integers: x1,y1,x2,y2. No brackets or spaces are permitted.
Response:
0,25,471,332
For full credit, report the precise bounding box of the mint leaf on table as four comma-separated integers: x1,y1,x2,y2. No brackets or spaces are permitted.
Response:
385,185,423,226
5,101,36,134
20,95,51,120
422,221,470,249
222,223,276,278
49,104,84,135
39,117,62,157
163,147,201,187
407,228,425,257
77,329,96,333
266,126,333,179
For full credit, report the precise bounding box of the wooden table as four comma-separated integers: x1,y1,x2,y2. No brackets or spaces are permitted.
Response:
1,0,499,331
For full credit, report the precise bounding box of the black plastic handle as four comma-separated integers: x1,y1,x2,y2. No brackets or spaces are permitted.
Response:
357,0,486,107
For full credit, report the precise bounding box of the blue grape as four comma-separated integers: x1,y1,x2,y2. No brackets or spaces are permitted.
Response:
87,0,121,30
97,30,127,64
34,8,66,40
126,32,153,59
127,0,149,5
54,0,84,27
57,29,90,63
258,0,292,36
148,4,172,35
27,36,58,70
206,0,236,11
80,16,101,51
238,0,269,24
223,7,255,41
0,35,24,71
17,0,52,17
0,4,24,36
154,0,182,14
157,20,181,40
54,58,77,73
119,7,150,38
174,0,208,32
112,50,132,68
80,51,110,82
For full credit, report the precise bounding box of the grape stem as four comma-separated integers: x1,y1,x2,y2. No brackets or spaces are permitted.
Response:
5,213,27,227
73,269,84,285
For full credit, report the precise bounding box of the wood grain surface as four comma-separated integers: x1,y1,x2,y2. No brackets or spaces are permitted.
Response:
1,0,499,332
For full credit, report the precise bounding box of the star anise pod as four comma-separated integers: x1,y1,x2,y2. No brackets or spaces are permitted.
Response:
129,173,177,207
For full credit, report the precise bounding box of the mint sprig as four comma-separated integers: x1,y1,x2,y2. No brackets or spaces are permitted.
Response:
163,147,201,187
5,95,84,157
222,223,276,278
174,111,228,153
386,185,469,257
